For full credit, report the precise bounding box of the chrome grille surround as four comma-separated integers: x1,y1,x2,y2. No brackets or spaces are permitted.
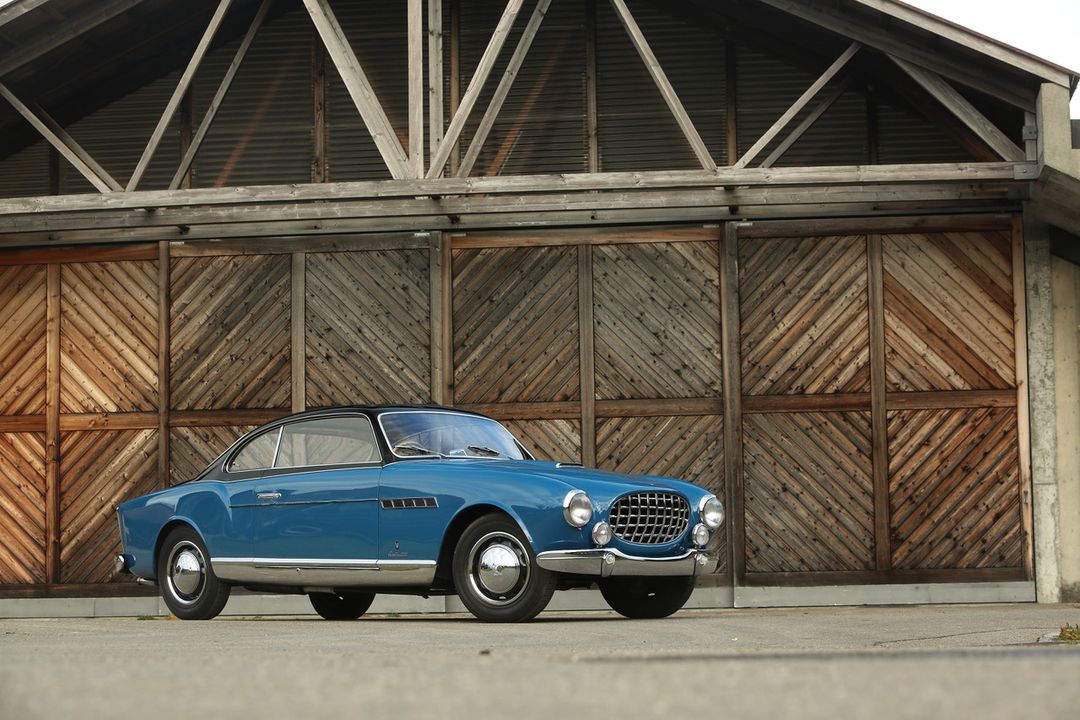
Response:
607,492,690,544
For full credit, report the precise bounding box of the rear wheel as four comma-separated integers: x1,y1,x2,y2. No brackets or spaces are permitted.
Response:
452,514,555,623
598,576,695,619
157,526,231,620
308,591,376,620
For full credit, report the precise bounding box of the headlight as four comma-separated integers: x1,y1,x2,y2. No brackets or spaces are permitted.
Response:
562,490,593,528
699,495,724,530
591,521,612,546
692,523,710,547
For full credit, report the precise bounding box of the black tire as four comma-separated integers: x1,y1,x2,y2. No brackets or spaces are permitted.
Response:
452,514,555,623
598,576,695,619
156,525,231,620
309,591,376,620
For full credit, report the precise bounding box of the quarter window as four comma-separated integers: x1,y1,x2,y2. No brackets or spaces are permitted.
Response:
229,429,280,472
276,416,380,467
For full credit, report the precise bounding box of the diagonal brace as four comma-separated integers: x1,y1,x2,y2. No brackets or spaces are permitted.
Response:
735,41,861,169
0,81,121,193
303,0,410,179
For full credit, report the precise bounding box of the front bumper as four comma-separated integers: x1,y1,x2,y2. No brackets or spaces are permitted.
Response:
536,548,709,578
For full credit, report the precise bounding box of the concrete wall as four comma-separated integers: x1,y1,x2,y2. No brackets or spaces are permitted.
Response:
1053,255,1080,601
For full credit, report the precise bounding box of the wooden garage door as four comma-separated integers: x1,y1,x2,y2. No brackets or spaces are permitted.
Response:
735,221,1030,584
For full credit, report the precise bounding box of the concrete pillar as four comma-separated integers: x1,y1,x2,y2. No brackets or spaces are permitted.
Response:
1053,255,1080,601
1024,211,1062,603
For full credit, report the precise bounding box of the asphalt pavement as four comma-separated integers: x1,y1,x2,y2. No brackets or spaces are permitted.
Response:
2,603,1079,720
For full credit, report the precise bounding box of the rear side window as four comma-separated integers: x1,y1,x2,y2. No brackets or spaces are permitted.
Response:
230,429,279,472
276,416,380,467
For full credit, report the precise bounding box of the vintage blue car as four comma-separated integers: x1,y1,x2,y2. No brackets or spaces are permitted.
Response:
115,406,725,623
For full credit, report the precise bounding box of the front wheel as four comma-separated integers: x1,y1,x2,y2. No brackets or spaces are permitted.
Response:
157,526,231,620
452,514,555,622
309,591,375,620
599,576,695,619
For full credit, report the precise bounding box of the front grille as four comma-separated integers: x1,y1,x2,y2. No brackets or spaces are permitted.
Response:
608,492,690,544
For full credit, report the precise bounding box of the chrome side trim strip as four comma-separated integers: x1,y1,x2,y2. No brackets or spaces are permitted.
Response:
230,498,380,509
210,557,437,587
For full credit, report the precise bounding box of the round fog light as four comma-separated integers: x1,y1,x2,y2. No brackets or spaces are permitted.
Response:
692,523,710,547
592,521,612,546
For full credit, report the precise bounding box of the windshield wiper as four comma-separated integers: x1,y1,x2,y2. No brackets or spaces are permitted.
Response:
466,445,502,458
393,443,445,458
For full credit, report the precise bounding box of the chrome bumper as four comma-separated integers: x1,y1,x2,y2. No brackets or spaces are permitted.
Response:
536,548,709,578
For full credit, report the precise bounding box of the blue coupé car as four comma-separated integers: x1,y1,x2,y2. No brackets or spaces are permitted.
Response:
115,406,725,623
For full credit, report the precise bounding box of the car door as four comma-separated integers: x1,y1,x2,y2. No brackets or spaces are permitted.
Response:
251,415,382,575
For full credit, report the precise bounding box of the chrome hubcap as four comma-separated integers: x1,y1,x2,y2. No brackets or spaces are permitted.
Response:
467,532,530,606
166,541,205,605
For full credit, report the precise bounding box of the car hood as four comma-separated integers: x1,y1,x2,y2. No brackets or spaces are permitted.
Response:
452,459,706,506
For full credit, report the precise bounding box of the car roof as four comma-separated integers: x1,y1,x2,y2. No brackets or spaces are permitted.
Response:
268,404,491,425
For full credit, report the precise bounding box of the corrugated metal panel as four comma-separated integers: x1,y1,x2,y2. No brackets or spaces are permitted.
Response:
0,140,49,198
735,44,818,162
457,0,586,176
775,88,869,167
327,0,405,182
876,95,973,164
596,0,725,172
192,6,312,188
59,71,181,194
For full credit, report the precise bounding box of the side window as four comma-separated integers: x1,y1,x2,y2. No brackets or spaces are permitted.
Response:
230,428,280,472
276,416,380,468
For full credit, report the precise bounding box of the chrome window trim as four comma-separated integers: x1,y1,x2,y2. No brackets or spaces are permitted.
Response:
377,409,527,461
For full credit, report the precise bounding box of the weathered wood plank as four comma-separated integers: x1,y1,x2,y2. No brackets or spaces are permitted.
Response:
578,244,596,466
408,0,425,177
720,224,744,583
45,264,59,584
428,0,444,165
0,266,46,416
0,432,46,584
868,233,890,571
158,242,170,490
291,253,306,413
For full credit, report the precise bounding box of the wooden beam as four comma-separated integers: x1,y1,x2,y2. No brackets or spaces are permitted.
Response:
735,41,861,169
408,0,425,177
743,394,871,414
30,101,123,191
867,233,890,572
719,223,744,587
0,416,46,432
595,397,723,418
1012,214,1034,580
170,0,271,191
760,76,852,169
158,241,170,488
291,252,306,413
457,0,551,178
178,88,195,189
128,0,234,191
426,0,524,179
170,409,291,427
0,0,149,78
889,55,1026,163
578,245,596,466
429,233,446,404
45,264,60,584
584,0,599,173
302,0,410,179
609,0,716,172
0,81,116,193
428,0,444,166
312,29,328,182
0,162,1032,217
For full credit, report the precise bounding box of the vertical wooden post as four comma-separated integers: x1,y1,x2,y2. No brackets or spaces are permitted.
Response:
158,242,171,488
45,263,60,584
867,233,891,572
291,252,307,413
312,31,328,183
725,32,737,166
179,89,194,189
866,81,879,165
578,245,596,466
719,224,743,586
441,234,454,404
430,232,445,404
584,0,599,174
428,0,444,164
448,0,461,176
1012,214,1034,580
408,0,425,177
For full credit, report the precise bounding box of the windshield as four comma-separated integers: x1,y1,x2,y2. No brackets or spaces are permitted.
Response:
378,411,527,460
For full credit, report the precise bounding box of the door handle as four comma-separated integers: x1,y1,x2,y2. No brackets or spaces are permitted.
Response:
256,492,282,501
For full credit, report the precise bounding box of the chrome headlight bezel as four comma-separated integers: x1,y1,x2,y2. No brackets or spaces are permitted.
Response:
692,523,711,547
591,521,612,546
699,495,724,530
563,490,594,528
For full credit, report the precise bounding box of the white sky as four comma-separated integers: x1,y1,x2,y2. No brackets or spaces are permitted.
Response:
0,0,1076,115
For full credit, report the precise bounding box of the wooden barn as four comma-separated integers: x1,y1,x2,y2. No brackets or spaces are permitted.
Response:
0,0,1079,607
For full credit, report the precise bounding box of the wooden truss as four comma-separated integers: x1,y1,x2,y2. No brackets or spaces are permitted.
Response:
0,0,1036,195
